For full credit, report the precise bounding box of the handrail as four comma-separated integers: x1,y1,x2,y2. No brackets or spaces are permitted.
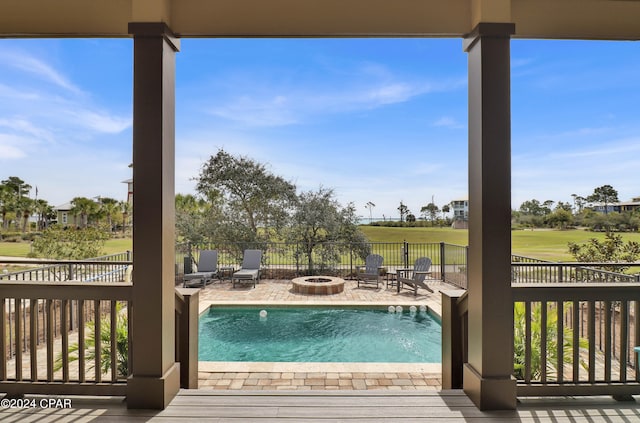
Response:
1,281,132,397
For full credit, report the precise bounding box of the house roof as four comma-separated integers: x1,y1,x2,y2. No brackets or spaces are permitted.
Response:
54,202,73,211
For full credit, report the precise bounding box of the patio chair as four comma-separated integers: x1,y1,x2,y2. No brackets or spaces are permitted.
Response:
398,257,433,296
183,249,219,288
355,254,384,289
232,249,262,288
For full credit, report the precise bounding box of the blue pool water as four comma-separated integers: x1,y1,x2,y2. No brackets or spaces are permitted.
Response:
199,307,441,363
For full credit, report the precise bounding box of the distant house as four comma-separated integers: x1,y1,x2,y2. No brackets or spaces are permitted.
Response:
592,200,640,214
122,178,133,205
450,198,468,229
53,202,79,227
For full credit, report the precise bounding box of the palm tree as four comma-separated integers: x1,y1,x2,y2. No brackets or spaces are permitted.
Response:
0,183,14,230
18,197,34,233
119,200,132,234
71,197,98,228
1,176,31,231
365,201,375,223
54,302,128,378
98,197,120,232
34,199,55,230
513,302,588,380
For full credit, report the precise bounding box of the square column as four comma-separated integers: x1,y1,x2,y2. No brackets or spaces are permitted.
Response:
463,22,517,410
127,22,180,409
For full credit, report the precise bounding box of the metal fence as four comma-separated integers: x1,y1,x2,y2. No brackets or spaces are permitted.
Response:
175,241,470,289
0,251,132,283
511,256,640,284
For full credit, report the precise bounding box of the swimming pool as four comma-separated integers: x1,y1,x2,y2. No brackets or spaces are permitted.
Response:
199,306,441,363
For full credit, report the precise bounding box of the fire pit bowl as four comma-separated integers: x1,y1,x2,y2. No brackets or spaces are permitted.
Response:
291,276,345,295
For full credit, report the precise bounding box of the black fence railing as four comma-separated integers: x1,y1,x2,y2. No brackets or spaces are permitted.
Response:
175,241,470,289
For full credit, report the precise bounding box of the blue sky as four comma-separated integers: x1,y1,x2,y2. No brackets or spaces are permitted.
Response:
0,38,638,219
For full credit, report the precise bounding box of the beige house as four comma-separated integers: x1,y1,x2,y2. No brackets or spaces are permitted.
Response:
53,202,79,228
3,0,640,413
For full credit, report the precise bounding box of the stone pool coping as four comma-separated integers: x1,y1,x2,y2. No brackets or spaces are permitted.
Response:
195,279,450,390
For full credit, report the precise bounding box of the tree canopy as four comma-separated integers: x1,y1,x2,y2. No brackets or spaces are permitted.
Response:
587,184,619,214
195,149,297,244
287,187,369,274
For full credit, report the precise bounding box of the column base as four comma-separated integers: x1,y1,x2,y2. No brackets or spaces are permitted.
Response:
463,363,517,410
127,363,181,409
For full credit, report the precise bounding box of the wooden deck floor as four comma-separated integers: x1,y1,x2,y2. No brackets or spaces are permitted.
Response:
1,390,639,422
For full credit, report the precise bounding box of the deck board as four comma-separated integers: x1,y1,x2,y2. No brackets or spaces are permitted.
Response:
1,390,639,422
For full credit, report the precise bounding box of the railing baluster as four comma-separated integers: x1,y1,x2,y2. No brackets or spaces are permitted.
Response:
30,298,38,381
22,299,27,354
572,301,579,382
556,301,563,383
605,300,612,382
46,299,54,381
61,299,69,382
541,300,547,383
78,299,85,383
635,300,640,382
15,297,22,381
620,300,628,382
95,299,101,383
588,300,596,383
128,301,133,376
8,299,12,359
524,301,532,383
111,301,117,382
1,298,6,381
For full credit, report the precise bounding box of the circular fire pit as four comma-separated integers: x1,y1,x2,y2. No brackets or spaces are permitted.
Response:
291,276,345,295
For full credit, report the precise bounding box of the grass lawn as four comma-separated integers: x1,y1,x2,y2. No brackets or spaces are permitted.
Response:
360,226,640,262
1,228,639,263
0,238,133,258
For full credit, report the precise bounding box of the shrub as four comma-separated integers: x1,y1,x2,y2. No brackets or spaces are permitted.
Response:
31,226,109,259
513,302,588,380
55,302,128,378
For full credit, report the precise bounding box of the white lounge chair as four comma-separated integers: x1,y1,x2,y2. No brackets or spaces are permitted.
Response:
232,249,262,288
183,250,219,288
398,257,433,296
355,254,384,289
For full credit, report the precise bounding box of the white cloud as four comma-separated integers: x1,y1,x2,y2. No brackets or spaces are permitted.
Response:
432,116,464,129
65,110,131,134
209,95,298,127
0,49,82,95
0,144,26,159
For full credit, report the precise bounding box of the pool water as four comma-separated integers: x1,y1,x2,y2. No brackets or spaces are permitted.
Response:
199,307,441,363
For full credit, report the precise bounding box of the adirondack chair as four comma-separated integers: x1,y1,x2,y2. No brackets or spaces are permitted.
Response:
356,254,384,289
398,257,433,296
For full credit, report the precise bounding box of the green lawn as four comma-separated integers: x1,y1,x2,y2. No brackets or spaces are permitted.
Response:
360,226,640,262
0,238,133,258
1,228,639,263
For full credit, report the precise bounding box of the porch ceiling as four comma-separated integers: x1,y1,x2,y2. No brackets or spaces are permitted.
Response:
2,0,640,40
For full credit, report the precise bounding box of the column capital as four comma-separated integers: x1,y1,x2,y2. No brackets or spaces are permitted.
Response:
128,22,180,51
463,22,515,52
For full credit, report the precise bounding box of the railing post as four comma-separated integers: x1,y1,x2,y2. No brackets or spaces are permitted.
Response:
558,264,563,283
440,242,446,282
175,288,199,389
403,240,409,268
442,289,467,389
68,263,74,281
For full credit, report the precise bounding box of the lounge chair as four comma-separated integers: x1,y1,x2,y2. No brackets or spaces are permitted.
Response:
183,250,218,288
398,257,434,296
232,249,262,288
355,254,384,289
